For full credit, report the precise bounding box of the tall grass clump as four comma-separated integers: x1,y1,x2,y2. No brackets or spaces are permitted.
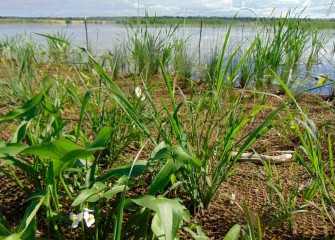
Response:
36,31,72,63
136,32,285,211
275,72,335,228
251,11,327,89
261,160,310,233
239,58,253,88
306,29,330,70
101,46,126,79
172,38,194,84
199,22,256,92
0,34,40,104
124,15,178,79
252,13,290,88
63,50,215,239
203,43,220,85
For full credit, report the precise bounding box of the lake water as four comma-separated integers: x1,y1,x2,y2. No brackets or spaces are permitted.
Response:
0,22,258,54
1,22,334,94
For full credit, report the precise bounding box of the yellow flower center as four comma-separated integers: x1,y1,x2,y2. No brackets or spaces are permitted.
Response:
70,215,77,221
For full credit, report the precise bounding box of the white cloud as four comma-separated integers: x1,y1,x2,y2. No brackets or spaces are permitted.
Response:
197,0,233,9
0,0,332,18
147,4,180,12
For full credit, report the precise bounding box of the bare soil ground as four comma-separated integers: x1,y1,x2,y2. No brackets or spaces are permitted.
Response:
0,79,334,239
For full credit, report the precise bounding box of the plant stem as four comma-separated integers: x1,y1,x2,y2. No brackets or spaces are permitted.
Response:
60,174,74,200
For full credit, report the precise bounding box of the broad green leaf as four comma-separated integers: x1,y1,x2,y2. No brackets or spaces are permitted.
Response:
152,146,200,168
182,209,191,222
19,217,36,240
132,195,158,211
223,224,241,240
150,142,167,158
0,142,28,155
10,121,29,144
151,213,166,240
99,160,148,182
60,148,102,162
17,128,110,177
87,127,113,149
72,182,106,206
21,139,81,161
170,145,200,167
155,198,183,240
149,159,176,195
103,185,127,199
149,145,200,195
132,196,184,240
51,159,75,178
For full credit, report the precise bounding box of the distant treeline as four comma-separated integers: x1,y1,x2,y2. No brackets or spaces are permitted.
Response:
1,16,335,29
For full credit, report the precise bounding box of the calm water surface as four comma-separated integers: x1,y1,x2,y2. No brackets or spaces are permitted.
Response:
0,22,258,53
1,22,334,94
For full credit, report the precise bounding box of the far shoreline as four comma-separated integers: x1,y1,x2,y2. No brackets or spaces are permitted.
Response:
0,16,335,29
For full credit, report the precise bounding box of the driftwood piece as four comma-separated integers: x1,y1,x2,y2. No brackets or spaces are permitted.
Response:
232,151,293,164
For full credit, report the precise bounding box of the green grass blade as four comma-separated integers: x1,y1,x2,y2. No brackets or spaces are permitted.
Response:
223,224,241,240
83,48,156,145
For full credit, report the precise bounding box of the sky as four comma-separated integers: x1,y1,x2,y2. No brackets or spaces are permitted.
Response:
0,0,334,18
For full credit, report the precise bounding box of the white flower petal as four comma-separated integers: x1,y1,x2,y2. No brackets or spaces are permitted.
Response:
70,212,76,221
83,208,94,213
85,213,95,228
86,221,92,228
135,87,142,97
231,193,236,201
76,213,83,222
230,193,236,205
135,87,145,100
71,221,79,228
70,212,83,228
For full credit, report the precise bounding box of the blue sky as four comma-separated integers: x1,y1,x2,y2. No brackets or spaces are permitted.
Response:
0,0,333,18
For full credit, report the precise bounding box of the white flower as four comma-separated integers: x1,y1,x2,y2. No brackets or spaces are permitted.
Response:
70,208,95,228
83,208,94,213
135,87,145,101
230,193,236,205
84,211,95,228
70,212,83,228
298,184,305,191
